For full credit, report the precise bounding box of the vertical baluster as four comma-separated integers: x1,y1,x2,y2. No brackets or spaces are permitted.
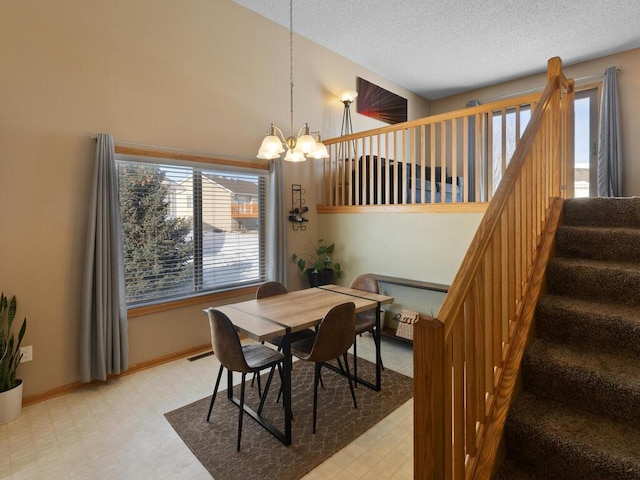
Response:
453,314,465,478
452,118,458,204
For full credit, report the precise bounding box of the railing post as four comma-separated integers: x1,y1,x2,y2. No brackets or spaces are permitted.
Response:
414,316,446,479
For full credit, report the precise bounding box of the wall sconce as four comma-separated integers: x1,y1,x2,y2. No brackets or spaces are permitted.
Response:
289,184,308,231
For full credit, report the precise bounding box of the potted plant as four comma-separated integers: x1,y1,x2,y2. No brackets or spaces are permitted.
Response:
1,292,27,425
292,239,343,287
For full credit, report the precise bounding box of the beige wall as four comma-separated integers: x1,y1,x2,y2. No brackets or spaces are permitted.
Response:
317,212,484,317
0,0,429,396
430,49,640,196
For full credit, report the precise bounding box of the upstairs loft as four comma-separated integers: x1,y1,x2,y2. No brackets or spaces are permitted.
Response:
318,90,574,213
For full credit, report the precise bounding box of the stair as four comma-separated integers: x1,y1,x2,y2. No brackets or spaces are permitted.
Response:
494,197,640,480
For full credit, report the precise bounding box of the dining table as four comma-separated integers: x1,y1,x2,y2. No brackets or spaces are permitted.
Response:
205,284,394,446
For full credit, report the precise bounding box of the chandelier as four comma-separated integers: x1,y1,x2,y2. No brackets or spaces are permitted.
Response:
256,0,328,162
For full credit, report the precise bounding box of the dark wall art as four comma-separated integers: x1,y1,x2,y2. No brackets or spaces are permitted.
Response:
356,77,408,124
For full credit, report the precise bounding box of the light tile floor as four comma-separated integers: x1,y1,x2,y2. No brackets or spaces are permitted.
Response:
0,335,414,479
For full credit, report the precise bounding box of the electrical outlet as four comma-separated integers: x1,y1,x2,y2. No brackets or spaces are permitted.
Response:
20,345,33,363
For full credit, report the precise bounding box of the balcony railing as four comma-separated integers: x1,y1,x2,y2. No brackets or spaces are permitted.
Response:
230,204,258,218
320,92,555,211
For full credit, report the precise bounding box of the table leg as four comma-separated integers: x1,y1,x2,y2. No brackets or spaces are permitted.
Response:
375,301,382,391
282,327,292,445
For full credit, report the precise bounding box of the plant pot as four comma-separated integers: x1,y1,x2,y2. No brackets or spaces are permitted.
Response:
0,379,23,425
305,268,335,287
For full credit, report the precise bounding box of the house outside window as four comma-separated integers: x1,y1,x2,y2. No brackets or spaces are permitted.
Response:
116,156,268,307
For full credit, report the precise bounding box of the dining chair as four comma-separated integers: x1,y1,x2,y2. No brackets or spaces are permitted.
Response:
206,308,284,451
349,274,384,386
290,301,357,434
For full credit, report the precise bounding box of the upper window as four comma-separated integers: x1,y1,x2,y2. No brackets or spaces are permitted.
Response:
116,154,269,307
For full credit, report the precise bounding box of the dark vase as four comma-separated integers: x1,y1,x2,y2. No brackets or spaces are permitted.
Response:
305,268,335,287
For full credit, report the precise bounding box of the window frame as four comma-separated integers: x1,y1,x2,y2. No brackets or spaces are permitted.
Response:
574,85,601,197
114,146,270,316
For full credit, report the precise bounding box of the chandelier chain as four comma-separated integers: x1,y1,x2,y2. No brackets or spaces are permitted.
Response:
289,0,294,136
257,0,327,161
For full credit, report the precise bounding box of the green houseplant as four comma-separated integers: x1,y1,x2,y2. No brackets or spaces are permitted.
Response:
292,239,343,287
0,292,27,425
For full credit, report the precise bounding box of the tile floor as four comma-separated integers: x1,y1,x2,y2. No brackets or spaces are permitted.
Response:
0,335,414,479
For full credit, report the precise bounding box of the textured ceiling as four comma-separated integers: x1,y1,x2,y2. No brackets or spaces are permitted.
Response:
233,0,640,99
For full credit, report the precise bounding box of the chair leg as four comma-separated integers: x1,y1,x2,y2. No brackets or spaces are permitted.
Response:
353,335,358,387
342,352,358,409
256,370,263,398
207,365,224,421
375,327,385,371
257,364,277,416
276,363,294,420
237,373,246,452
313,362,322,434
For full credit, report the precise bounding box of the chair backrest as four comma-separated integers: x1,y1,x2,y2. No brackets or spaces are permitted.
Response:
350,274,379,322
207,308,251,373
305,302,356,363
350,274,379,294
256,281,287,299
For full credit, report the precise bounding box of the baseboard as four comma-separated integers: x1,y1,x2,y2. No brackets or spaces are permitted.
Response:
22,344,211,406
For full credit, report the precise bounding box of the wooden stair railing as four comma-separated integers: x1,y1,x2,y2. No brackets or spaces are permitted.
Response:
320,88,546,211
413,57,574,479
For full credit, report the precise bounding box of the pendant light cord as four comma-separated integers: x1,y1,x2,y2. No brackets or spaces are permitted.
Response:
289,0,294,138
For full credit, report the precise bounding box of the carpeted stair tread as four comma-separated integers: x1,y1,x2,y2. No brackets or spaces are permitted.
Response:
546,257,640,305
499,197,640,479
536,294,640,354
492,459,540,480
555,225,640,262
522,338,640,427
505,391,640,480
563,197,640,228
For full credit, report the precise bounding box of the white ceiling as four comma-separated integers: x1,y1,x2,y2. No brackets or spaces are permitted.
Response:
233,0,640,99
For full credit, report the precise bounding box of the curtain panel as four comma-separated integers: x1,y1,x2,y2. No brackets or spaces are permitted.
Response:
80,134,128,382
268,158,288,287
597,66,623,197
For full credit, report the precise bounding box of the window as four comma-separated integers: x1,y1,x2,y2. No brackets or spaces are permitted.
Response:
491,106,531,194
574,88,599,197
116,153,268,307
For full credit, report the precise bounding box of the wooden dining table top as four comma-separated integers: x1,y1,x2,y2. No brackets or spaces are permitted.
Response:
216,285,393,341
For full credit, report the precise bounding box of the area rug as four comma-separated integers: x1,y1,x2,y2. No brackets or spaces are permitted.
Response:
165,355,413,480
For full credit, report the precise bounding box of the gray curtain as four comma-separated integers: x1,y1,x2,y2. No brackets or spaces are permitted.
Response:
80,134,128,382
597,66,623,197
268,158,288,286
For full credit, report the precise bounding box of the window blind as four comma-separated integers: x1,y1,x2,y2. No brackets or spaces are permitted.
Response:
116,158,268,306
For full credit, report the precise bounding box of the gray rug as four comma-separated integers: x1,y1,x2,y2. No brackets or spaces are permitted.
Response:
165,355,413,480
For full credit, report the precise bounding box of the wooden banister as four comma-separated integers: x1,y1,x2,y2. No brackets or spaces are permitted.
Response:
413,57,574,479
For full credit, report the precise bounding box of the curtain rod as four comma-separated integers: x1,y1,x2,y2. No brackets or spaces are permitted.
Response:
91,136,195,153
573,66,622,83
470,66,622,106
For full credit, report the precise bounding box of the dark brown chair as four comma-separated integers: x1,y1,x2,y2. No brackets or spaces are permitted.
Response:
349,274,384,384
206,308,284,451
256,281,316,349
256,280,287,298
290,302,357,433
